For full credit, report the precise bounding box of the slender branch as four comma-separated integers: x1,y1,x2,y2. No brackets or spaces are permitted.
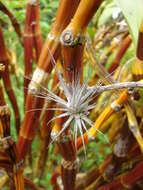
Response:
90,81,143,93
137,19,143,60
0,1,23,44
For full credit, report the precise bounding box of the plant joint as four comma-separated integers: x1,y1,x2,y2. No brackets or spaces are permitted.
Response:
60,30,85,47
110,101,122,112
62,159,79,170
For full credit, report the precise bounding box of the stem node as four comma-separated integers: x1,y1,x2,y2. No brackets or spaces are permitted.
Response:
60,29,84,47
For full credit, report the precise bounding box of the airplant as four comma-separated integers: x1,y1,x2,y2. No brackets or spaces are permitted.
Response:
1,0,143,190
28,47,143,156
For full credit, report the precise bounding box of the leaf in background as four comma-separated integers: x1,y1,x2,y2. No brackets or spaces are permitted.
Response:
97,1,116,27
48,1,58,9
41,0,47,7
114,0,143,47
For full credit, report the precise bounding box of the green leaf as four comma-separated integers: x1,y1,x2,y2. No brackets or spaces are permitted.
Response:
97,1,116,27
114,0,143,47
41,0,47,6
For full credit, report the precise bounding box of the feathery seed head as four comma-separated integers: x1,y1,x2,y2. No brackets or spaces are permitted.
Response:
46,71,101,155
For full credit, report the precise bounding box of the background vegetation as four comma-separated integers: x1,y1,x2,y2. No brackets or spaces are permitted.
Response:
0,0,143,189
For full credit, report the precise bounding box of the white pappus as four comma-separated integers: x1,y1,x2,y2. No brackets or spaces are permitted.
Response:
27,49,143,156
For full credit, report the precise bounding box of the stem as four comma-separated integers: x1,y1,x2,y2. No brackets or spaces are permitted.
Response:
0,25,20,134
109,35,132,73
137,19,143,60
132,57,143,81
18,0,81,160
61,0,103,45
90,81,143,93
24,0,43,103
0,83,24,190
77,91,129,149
0,1,23,44
99,160,143,190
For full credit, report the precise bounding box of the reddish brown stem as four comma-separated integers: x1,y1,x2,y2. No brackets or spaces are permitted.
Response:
17,0,80,160
76,165,100,190
24,178,39,190
34,74,59,178
0,1,22,44
99,160,143,190
62,45,84,83
0,25,20,134
23,0,43,103
137,19,143,60
51,171,61,190
109,35,132,73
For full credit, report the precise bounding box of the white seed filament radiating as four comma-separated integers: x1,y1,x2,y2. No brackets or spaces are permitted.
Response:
27,67,143,155
43,70,108,155
27,48,143,155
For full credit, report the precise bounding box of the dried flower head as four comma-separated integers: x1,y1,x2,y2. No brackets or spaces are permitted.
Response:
49,72,106,153
27,49,143,156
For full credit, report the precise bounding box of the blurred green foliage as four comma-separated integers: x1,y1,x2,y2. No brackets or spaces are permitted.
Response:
0,0,142,189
